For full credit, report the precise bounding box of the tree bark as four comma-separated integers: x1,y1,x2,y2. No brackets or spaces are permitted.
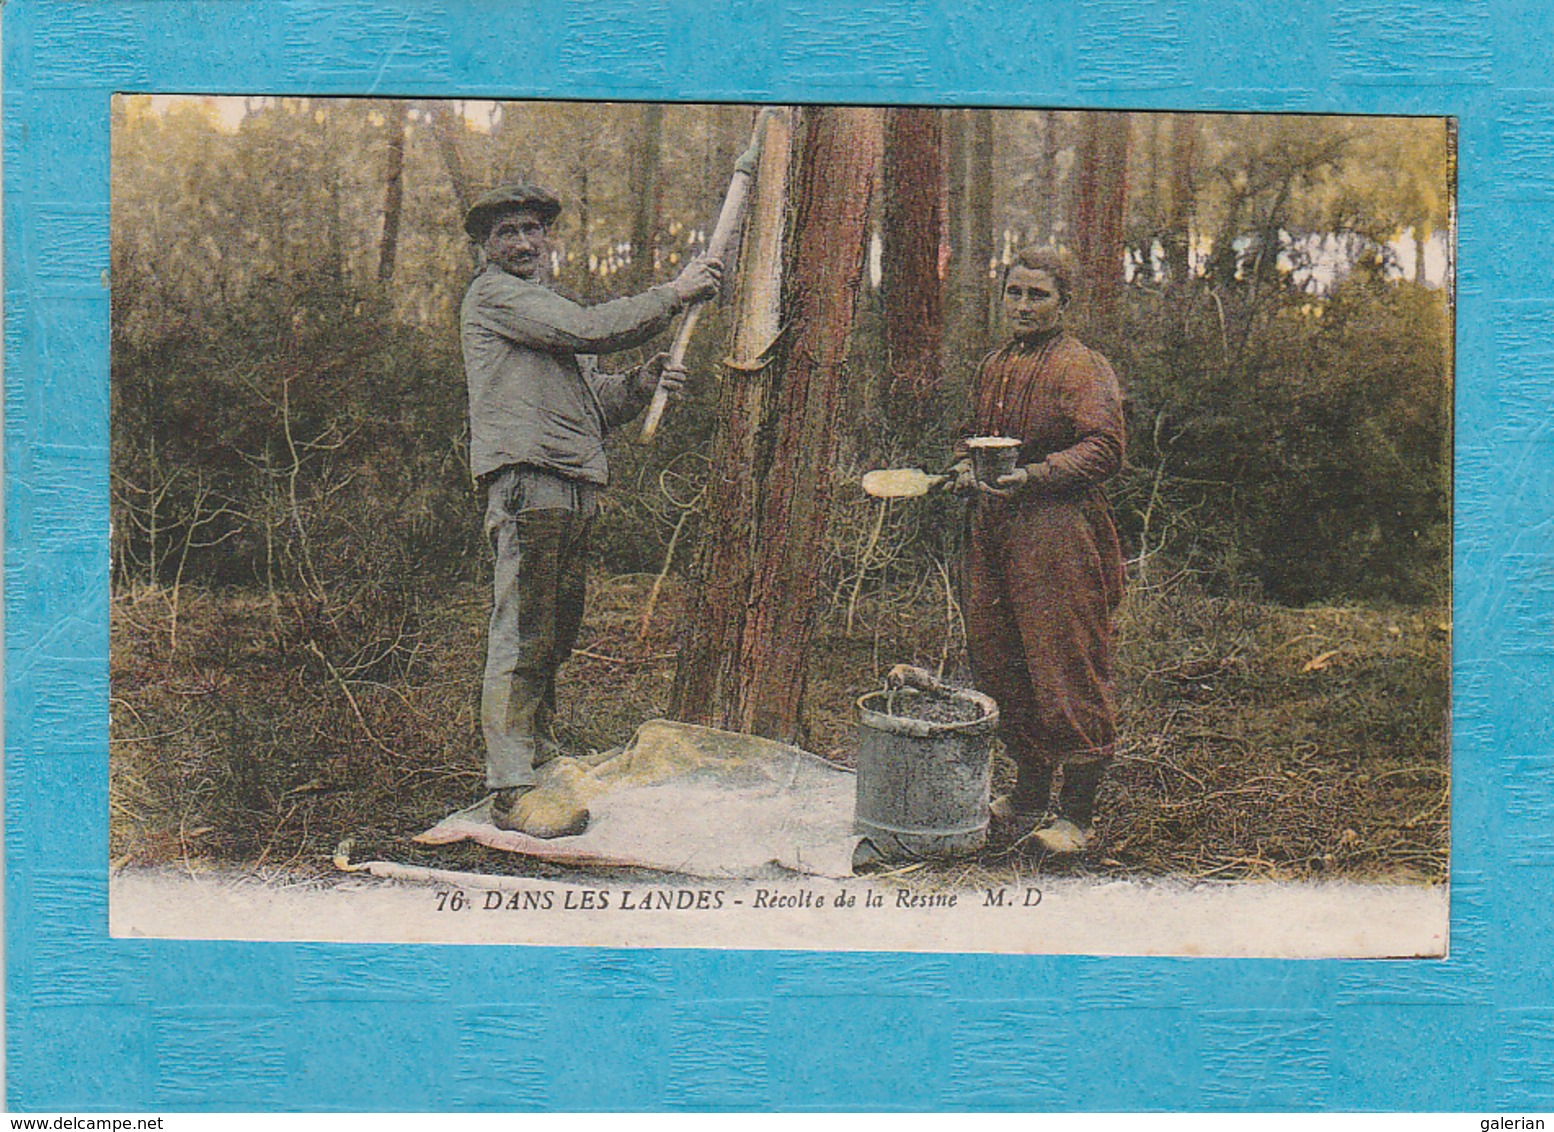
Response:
670,106,884,744
1164,112,1196,288
880,107,946,449
1036,110,1061,246
572,156,596,301
741,105,883,741
965,109,996,349
944,108,969,302
943,110,979,399
626,103,664,292
1074,111,1130,335
669,110,793,730
323,106,344,284
377,102,408,283
427,101,472,218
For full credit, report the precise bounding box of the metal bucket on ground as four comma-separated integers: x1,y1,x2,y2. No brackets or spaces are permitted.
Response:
854,678,999,864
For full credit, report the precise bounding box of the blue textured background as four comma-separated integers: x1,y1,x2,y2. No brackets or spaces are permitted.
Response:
5,0,1551,1112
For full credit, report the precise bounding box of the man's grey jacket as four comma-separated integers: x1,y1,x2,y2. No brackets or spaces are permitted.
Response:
460,265,683,483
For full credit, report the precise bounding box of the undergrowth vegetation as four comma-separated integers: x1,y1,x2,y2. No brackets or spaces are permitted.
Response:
111,569,1448,884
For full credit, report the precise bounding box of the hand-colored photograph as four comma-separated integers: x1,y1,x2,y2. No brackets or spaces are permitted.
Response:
108,97,1452,956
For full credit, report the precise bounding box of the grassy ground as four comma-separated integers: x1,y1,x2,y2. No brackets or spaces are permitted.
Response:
110,571,1450,885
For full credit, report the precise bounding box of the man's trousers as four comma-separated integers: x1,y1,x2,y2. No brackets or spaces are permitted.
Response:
481,467,594,789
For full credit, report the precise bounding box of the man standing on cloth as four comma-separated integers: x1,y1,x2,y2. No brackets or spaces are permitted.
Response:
460,182,721,837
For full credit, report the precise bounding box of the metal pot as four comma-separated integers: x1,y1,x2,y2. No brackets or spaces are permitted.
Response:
966,436,1022,485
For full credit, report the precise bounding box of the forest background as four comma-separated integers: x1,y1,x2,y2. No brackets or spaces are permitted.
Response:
109,99,1452,883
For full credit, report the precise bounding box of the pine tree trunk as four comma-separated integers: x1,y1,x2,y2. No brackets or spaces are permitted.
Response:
1164,112,1196,288
943,110,979,404
945,108,969,306
1037,110,1061,245
428,101,472,218
1075,111,1130,336
626,103,664,292
377,102,408,283
881,107,945,449
966,109,996,349
670,106,884,744
325,145,344,284
669,109,793,728
573,159,596,301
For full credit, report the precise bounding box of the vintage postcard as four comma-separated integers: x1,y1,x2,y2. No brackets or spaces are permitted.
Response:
105,96,1452,958
17,0,1554,1116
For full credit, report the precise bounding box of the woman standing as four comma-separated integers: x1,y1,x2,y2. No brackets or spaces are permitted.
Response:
951,248,1126,854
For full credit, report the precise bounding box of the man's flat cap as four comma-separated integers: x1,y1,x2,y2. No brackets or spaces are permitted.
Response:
464,182,562,241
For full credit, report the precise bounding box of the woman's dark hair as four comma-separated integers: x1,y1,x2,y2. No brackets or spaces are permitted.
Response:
1001,246,1078,308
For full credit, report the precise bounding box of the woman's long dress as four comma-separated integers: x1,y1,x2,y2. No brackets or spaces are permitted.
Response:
964,329,1127,769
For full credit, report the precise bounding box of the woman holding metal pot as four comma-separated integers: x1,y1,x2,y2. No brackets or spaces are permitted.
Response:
949,247,1127,855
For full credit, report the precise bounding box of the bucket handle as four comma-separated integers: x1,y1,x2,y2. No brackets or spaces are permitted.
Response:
886,663,943,694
